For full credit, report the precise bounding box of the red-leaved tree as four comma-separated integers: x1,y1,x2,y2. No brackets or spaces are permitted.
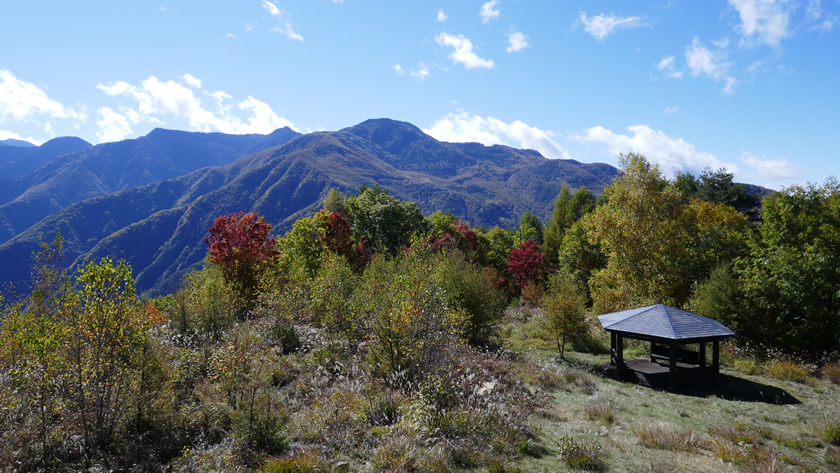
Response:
507,239,546,291
205,212,279,308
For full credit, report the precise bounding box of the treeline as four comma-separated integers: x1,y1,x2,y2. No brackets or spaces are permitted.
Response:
0,152,837,471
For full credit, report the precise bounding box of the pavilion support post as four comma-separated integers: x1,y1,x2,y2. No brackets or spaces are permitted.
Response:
610,332,617,366
699,342,706,369
616,334,625,373
712,340,720,376
669,343,677,388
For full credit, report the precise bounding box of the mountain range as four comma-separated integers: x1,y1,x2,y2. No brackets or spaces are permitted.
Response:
0,118,620,296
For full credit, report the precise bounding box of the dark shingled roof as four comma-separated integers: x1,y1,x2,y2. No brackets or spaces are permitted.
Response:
597,304,735,340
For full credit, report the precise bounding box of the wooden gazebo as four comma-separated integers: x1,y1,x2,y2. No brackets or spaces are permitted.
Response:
597,304,735,387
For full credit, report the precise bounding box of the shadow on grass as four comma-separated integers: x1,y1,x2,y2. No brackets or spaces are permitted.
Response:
597,361,801,405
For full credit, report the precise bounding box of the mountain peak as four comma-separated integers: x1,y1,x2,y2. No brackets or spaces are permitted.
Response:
0,138,36,148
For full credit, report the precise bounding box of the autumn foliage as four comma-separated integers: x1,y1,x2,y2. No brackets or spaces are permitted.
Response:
507,239,546,291
205,211,278,307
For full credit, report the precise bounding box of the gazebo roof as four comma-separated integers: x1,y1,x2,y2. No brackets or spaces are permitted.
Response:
597,304,735,341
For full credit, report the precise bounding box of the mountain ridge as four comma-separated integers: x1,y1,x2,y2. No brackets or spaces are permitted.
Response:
0,118,618,296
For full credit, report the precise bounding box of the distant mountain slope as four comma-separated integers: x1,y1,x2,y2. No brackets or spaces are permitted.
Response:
0,136,92,180
0,138,36,148
0,119,617,297
0,127,300,244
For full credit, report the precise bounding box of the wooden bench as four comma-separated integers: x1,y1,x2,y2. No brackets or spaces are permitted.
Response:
650,344,700,365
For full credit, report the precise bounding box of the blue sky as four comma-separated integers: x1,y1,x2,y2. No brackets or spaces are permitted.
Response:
1,1,837,188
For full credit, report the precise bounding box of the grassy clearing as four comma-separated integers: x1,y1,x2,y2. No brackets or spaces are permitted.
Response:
500,308,840,473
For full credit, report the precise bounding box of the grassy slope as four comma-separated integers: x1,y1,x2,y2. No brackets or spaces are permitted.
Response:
502,309,840,473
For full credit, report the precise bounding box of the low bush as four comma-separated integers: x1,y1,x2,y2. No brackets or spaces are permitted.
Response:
765,359,815,384
821,362,840,385
556,436,604,471
823,419,840,446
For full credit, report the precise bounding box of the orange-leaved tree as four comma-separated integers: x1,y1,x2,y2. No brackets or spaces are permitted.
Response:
205,212,279,310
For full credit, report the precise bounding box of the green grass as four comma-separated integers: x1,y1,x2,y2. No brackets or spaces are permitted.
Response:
499,311,840,473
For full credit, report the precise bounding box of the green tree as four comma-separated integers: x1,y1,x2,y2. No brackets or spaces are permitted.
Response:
344,185,430,256
543,184,596,265
736,180,840,355
65,258,144,454
541,274,588,357
519,210,544,245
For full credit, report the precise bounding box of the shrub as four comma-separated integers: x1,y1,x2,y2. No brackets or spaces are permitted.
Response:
584,398,615,426
821,362,840,385
765,359,815,384
556,436,604,471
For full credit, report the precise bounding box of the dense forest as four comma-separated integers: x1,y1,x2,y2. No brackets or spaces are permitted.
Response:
1,153,839,472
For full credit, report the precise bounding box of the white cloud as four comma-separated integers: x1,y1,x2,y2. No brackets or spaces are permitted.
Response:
574,125,737,177
727,0,791,47
226,32,238,39
723,76,738,94
435,33,495,70
262,0,303,42
807,1,836,31
686,38,730,79
95,74,294,142
657,56,684,79
663,106,679,115
96,107,134,143
424,111,570,160
579,12,643,40
437,8,447,23
480,0,500,24
392,64,405,76
506,31,529,53
740,151,800,180
0,69,86,124
181,74,202,89
410,63,430,81
0,129,41,145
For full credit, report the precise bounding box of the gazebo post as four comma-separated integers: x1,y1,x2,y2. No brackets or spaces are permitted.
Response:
668,343,677,388
699,342,706,369
712,340,720,376
616,333,625,373
610,332,617,366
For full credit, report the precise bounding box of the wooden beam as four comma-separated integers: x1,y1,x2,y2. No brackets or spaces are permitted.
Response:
713,340,720,375
699,342,706,369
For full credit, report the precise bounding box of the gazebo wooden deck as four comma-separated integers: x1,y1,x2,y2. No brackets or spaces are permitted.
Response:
597,304,735,388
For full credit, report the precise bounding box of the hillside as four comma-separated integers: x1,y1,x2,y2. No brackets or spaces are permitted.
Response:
0,118,618,296
0,127,300,244
0,136,92,180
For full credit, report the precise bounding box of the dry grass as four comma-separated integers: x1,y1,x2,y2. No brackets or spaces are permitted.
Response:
764,359,816,385
635,422,708,452
821,362,840,385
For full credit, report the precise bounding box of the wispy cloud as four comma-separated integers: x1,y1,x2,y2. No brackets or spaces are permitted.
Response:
424,111,569,160
657,56,683,79
262,0,303,42
685,38,737,94
579,12,643,40
506,31,529,53
392,64,405,76
95,74,294,143
435,33,495,70
410,63,430,81
226,32,238,40
740,151,800,180
0,129,41,145
806,0,836,31
574,124,736,177
436,9,447,23
727,0,791,47
663,106,679,115
480,0,500,24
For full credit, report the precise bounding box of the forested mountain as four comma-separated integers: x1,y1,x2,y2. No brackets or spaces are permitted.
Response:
0,127,300,244
0,136,92,180
0,118,617,296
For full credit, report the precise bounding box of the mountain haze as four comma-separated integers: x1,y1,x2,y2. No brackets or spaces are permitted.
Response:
0,119,617,296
